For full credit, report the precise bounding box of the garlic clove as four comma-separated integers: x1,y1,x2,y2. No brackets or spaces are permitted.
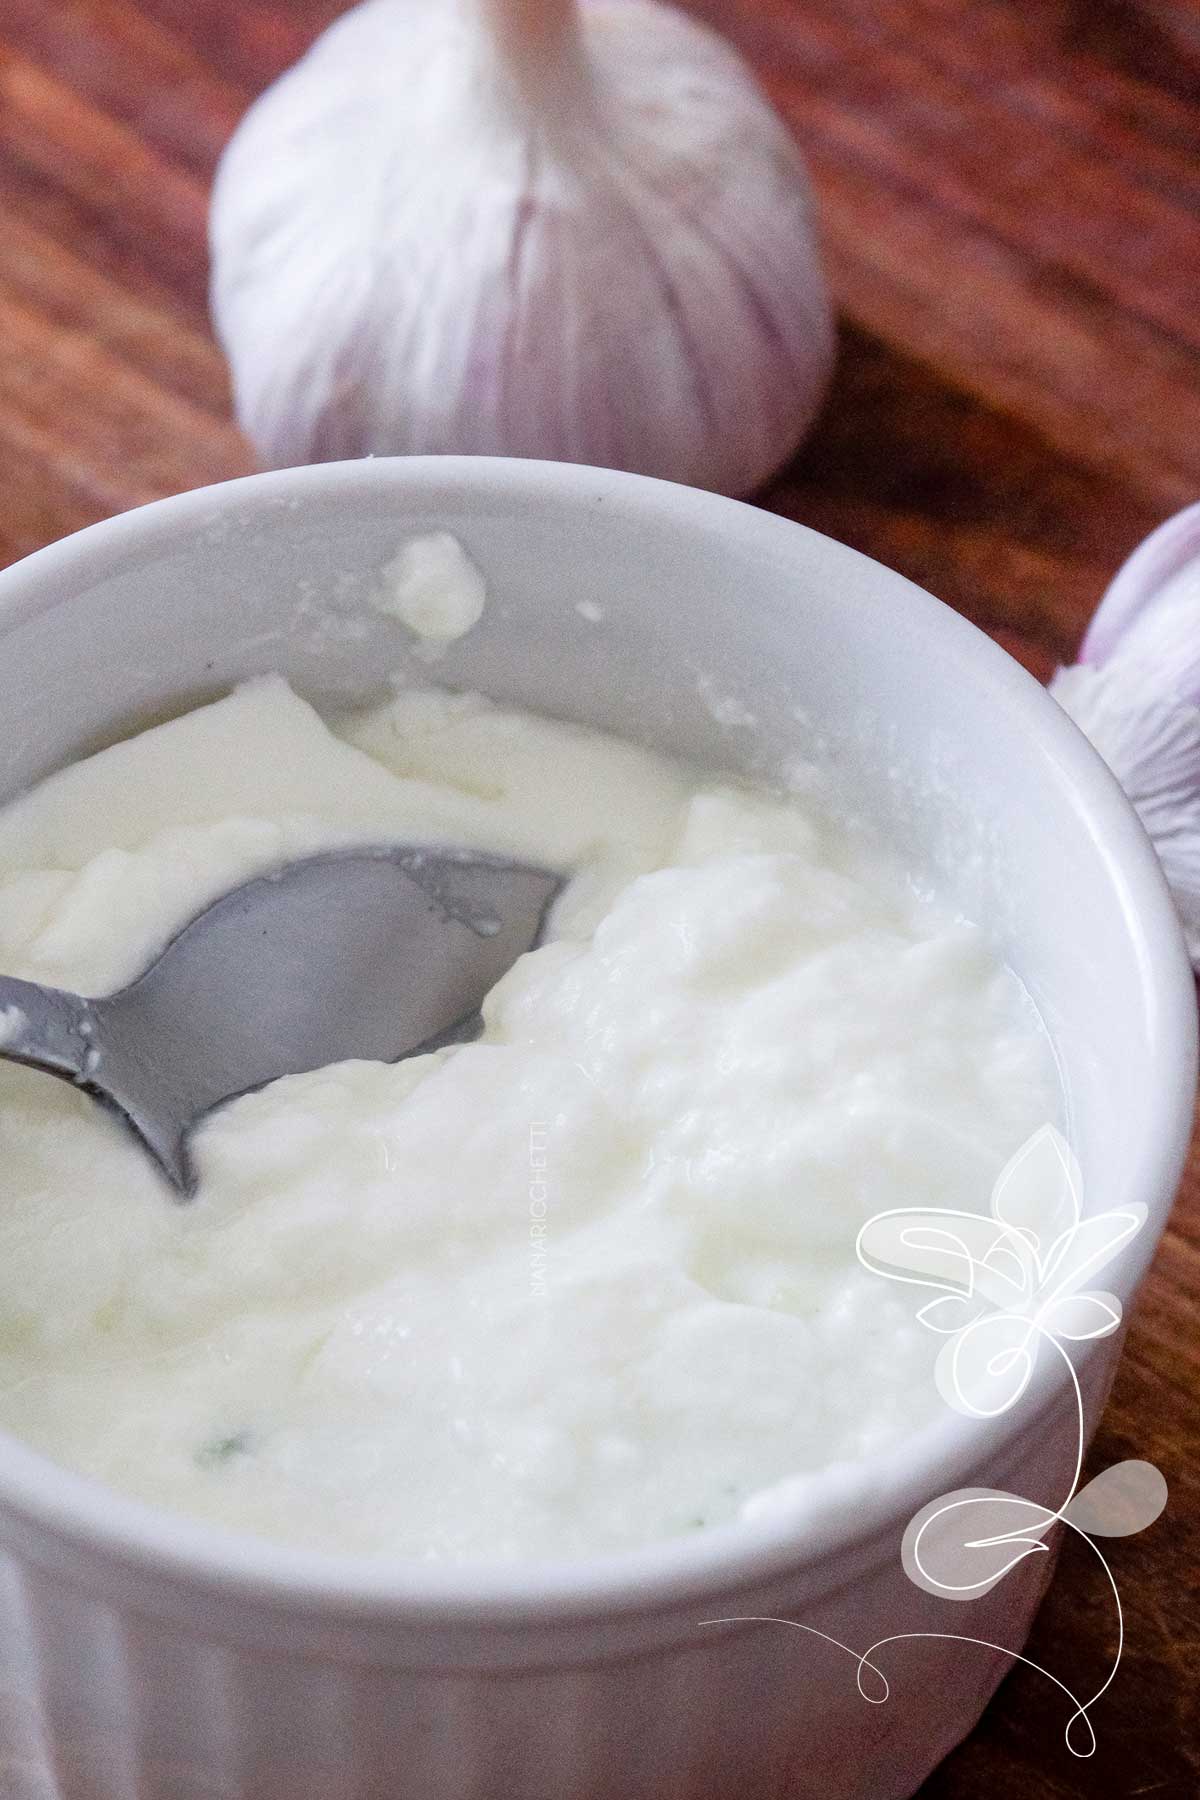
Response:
209,0,833,495
1050,504,1200,967
1079,502,1200,679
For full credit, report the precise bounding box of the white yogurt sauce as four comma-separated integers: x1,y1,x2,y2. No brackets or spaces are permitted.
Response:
372,531,487,660
0,679,1058,1559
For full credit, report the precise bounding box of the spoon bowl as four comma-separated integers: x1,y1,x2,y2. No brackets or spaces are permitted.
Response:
0,845,562,1193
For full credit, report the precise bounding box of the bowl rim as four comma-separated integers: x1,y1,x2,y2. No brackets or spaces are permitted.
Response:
0,455,1194,1627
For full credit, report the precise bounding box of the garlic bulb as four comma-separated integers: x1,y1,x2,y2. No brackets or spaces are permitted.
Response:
209,0,833,494
1050,504,1200,966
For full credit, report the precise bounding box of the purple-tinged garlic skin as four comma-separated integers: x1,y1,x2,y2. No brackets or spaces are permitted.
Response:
1079,503,1200,678
209,0,833,497
1051,504,1200,967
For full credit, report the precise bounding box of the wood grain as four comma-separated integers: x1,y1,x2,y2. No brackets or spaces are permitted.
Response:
0,3,1197,1795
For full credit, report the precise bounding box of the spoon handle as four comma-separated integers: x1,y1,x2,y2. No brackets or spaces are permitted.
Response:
0,975,99,1084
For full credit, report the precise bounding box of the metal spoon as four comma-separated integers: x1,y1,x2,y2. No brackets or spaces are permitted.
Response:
0,847,562,1196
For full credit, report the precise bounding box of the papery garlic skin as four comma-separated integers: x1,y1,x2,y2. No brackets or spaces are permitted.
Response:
1051,504,1200,967
1079,503,1200,677
209,0,833,495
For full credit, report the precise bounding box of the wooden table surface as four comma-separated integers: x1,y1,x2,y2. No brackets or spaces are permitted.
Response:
1,2,1198,1795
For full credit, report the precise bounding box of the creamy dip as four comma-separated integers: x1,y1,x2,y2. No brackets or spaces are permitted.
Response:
0,678,1057,1559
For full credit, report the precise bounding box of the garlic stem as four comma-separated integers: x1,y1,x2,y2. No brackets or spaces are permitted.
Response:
478,0,581,60
475,0,588,104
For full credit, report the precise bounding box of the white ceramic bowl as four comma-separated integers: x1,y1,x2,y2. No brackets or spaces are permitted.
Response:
0,459,1193,1800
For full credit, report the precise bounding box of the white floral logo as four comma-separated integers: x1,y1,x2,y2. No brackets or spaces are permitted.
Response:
703,1125,1168,1759
856,1124,1139,1421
